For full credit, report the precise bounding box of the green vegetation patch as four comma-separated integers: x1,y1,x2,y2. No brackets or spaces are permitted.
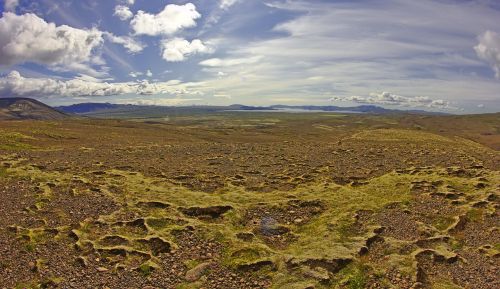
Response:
0,130,36,150
2,154,498,288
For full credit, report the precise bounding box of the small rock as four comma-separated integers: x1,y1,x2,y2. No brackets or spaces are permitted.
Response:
96,267,108,272
293,218,303,224
185,262,211,282
28,261,36,272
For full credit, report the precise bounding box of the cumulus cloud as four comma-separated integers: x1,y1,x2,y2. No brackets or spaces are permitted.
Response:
129,71,143,78
4,0,18,11
0,71,132,97
0,12,104,76
146,69,153,77
220,0,240,10
114,5,133,21
199,56,261,67
161,38,213,62
475,30,500,78
0,71,203,98
130,3,201,36
330,92,452,109
104,32,145,54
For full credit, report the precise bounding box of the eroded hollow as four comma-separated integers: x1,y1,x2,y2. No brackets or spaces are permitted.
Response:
136,201,171,209
138,237,171,256
99,235,130,247
179,205,233,220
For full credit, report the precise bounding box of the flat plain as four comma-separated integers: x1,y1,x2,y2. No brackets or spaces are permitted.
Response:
0,112,499,289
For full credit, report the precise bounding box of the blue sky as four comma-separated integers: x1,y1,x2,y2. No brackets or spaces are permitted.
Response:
0,0,499,113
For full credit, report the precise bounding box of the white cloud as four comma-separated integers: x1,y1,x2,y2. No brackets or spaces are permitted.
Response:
331,92,452,109
0,12,104,76
1,70,132,97
3,0,18,12
119,97,201,106
199,56,261,67
129,71,143,78
130,3,201,36
220,0,240,10
114,5,133,21
0,71,204,98
161,38,213,62
120,0,135,5
146,69,153,77
104,32,145,54
475,30,500,78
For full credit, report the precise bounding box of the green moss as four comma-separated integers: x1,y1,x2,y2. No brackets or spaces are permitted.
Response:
0,166,8,178
24,243,36,252
3,155,499,288
432,216,455,231
334,263,370,289
176,282,203,289
0,131,36,150
184,259,202,269
15,282,38,289
432,279,463,289
450,240,464,251
146,218,173,230
466,208,483,222
138,260,158,277
334,219,357,242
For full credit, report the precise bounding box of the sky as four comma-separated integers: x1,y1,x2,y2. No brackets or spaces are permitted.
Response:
0,0,499,113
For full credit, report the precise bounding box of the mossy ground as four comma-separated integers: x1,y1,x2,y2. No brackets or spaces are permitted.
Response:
0,115,498,288
2,157,498,288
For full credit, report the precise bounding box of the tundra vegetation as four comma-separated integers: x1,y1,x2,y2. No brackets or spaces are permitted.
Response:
0,112,499,288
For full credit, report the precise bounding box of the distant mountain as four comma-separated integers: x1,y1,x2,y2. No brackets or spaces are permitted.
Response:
56,102,122,114
0,98,68,120
57,102,447,118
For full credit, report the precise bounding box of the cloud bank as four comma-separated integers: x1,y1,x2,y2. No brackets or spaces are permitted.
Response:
0,71,202,98
331,92,451,109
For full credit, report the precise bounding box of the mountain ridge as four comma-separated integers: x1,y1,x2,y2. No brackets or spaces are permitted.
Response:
56,102,449,116
0,98,68,120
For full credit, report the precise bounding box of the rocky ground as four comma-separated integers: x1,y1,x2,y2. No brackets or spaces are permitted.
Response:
0,113,499,288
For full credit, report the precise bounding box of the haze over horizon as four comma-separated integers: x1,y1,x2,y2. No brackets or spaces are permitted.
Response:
0,0,500,113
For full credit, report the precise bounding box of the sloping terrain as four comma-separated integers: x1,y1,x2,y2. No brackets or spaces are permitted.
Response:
0,98,68,120
0,113,498,289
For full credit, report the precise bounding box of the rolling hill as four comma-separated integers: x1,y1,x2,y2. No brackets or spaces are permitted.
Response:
0,98,68,120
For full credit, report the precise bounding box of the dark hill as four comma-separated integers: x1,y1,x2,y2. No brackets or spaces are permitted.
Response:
56,102,121,114
0,98,68,120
